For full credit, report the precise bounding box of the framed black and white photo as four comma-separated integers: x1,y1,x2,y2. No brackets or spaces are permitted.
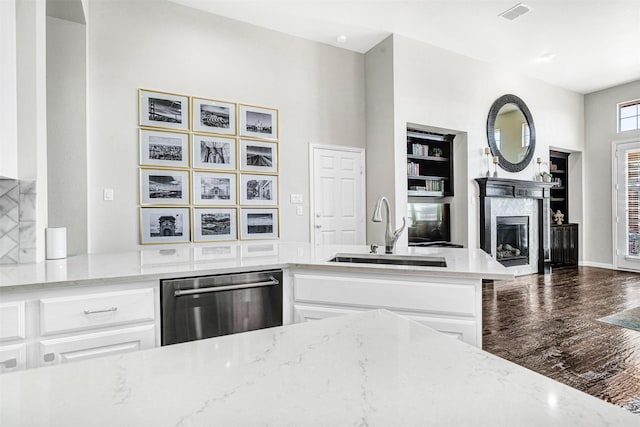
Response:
140,168,190,205
193,207,237,242
139,129,189,168
192,171,237,205
240,208,279,239
139,89,189,131
192,97,236,135
192,134,236,170
140,207,191,244
240,174,278,206
240,140,278,173
239,104,278,140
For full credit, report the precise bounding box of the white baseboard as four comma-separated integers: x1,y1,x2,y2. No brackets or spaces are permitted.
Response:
578,261,616,270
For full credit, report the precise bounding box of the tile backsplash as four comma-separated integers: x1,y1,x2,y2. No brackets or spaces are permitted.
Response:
0,179,37,264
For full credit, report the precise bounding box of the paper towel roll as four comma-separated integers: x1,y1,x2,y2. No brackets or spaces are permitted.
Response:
46,227,67,260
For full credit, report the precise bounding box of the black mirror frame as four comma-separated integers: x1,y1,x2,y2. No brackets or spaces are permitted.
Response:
486,94,536,173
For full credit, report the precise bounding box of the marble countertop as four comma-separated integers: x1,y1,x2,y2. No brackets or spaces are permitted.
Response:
0,241,513,290
1,310,636,426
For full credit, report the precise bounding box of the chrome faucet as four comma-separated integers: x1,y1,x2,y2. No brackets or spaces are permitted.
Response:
372,196,406,254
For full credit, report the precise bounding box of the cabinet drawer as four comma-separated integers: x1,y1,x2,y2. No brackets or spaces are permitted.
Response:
294,273,477,317
40,288,155,336
38,324,156,366
0,302,26,342
0,343,26,374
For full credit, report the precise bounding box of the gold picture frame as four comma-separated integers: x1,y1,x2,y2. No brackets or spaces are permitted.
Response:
238,104,279,140
139,89,190,131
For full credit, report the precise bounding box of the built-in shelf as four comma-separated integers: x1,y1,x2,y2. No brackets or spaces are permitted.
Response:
408,175,450,181
549,150,570,221
408,190,444,197
407,128,454,197
407,155,449,162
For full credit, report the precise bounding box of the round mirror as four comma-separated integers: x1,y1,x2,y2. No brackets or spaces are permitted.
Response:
486,94,536,172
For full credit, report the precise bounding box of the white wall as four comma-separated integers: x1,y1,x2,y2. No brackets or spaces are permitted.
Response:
16,0,48,262
87,0,365,253
47,16,87,255
0,0,18,179
364,35,396,246
584,80,640,266
381,35,585,250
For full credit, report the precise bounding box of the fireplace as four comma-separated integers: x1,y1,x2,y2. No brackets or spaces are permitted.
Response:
475,177,555,275
496,216,529,267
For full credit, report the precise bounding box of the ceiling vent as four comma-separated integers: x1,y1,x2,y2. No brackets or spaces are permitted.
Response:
499,3,532,21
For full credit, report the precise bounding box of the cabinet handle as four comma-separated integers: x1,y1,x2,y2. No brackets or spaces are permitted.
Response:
43,352,55,362
1,358,17,369
83,306,118,315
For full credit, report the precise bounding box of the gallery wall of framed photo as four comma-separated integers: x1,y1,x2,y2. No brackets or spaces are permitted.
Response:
138,88,280,244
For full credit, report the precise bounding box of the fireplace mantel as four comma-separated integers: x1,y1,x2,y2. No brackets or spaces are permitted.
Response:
475,177,556,199
475,178,555,274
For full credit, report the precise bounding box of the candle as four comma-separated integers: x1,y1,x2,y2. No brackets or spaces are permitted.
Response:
493,156,499,164
536,157,542,164
484,147,490,155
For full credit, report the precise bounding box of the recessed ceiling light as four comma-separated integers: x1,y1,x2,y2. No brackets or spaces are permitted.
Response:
536,53,557,62
499,3,532,21
336,35,348,44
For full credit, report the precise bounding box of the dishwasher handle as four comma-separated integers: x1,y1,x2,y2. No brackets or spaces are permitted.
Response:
173,276,280,297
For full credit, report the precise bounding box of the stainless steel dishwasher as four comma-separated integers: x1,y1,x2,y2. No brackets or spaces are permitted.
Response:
161,270,283,345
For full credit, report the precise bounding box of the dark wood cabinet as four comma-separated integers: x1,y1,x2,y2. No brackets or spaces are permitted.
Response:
407,129,454,197
551,223,578,267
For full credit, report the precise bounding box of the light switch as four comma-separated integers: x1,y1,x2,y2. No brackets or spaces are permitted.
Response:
290,194,303,204
103,188,114,201
296,206,304,216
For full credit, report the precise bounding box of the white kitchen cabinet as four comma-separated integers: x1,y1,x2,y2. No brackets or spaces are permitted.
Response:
292,270,482,346
0,281,159,373
0,301,26,342
38,324,156,366
40,288,155,336
0,343,26,373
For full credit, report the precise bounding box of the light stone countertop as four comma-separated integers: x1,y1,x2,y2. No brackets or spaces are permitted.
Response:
0,241,513,291
1,309,637,426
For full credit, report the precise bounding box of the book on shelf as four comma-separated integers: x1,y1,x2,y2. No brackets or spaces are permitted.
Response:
411,144,428,157
409,179,443,192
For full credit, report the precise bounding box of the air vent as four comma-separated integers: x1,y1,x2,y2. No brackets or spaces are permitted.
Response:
499,3,532,20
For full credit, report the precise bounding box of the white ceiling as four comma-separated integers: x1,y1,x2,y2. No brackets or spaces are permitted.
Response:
171,0,640,94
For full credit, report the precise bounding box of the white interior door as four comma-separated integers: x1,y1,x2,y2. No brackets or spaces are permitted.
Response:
310,145,365,246
613,139,640,270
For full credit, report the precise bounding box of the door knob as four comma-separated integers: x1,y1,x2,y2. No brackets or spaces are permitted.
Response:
315,225,322,229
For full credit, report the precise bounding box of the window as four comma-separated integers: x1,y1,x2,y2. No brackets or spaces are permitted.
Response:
494,128,501,149
521,122,530,147
625,149,640,257
619,99,640,132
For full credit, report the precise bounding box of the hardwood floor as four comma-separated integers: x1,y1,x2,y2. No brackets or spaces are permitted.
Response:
482,266,640,415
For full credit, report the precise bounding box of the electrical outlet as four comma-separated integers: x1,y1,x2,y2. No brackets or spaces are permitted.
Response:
103,188,114,201
296,206,304,216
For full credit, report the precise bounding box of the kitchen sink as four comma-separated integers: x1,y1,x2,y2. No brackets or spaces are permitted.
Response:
328,253,447,267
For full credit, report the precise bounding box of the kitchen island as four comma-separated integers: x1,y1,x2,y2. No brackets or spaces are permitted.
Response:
0,242,510,372
0,242,512,290
1,309,637,426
